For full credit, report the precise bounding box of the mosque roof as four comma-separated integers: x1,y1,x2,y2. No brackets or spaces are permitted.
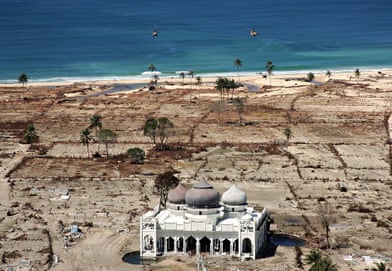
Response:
185,179,220,208
221,184,247,206
168,183,188,204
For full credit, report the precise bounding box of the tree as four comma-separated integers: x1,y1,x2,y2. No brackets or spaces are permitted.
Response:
196,76,202,86
98,129,117,159
228,79,240,100
179,72,185,85
143,117,174,150
371,262,390,271
354,68,360,80
233,97,245,125
284,127,292,146
266,61,275,86
325,70,331,79
18,73,28,87
80,128,93,158
211,100,226,125
234,58,242,82
154,170,180,209
309,256,337,271
305,250,322,266
148,64,156,82
319,202,335,249
127,147,145,164
306,72,315,83
215,77,226,101
23,123,39,144
89,114,102,140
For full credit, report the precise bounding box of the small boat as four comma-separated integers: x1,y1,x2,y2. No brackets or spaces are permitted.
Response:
152,29,158,37
250,29,258,37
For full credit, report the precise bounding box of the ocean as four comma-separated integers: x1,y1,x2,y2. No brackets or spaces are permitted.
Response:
1,0,392,83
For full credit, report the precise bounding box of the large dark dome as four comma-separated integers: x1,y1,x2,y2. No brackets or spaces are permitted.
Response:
168,183,188,204
185,179,220,208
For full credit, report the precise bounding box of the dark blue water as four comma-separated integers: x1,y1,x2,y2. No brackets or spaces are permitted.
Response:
1,0,392,83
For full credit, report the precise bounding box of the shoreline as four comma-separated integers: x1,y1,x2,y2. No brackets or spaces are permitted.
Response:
1,68,391,88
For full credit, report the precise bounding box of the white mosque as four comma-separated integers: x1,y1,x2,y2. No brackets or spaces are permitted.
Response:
140,179,269,260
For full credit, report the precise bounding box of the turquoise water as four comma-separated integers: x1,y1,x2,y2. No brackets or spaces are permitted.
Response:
1,0,392,83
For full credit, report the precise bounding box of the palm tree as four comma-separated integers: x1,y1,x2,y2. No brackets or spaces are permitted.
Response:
325,70,331,80
284,127,292,146
305,250,322,265
215,77,225,101
23,123,39,144
80,128,93,158
309,256,337,271
371,262,390,271
89,114,102,153
18,73,28,87
233,97,245,125
98,129,117,159
354,68,360,80
148,64,156,82
307,72,315,83
234,58,242,82
265,61,275,86
179,72,185,85
196,76,202,85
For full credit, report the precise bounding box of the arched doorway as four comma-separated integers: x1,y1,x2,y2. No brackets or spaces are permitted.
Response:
143,235,154,251
233,239,239,254
157,237,164,254
223,239,230,254
186,236,196,255
167,237,175,252
200,237,211,253
177,237,184,252
242,238,252,253
213,239,220,253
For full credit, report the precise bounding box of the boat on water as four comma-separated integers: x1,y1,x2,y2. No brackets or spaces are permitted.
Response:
250,29,258,37
152,29,158,37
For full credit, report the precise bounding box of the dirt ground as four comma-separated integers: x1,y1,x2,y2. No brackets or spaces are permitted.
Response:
1,72,392,271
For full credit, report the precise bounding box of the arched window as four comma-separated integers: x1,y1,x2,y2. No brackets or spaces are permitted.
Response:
242,238,252,253
167,237,175,252
144,235,154,250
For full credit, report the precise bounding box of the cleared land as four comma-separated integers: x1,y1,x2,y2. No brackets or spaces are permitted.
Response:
1,72,392,271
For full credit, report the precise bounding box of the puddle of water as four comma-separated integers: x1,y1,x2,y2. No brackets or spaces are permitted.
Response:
122,251,155,265
269,234,305,247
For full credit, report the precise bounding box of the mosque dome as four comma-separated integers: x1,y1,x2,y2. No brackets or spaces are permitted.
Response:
222,184,247,206
185,179,220,208
168,183,188,204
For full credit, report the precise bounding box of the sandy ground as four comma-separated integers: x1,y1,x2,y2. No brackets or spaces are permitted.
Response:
1,70,392,270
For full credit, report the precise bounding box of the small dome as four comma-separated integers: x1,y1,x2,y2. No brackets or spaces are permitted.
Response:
168,183,188,204
222,185,247,206
185,179,220,208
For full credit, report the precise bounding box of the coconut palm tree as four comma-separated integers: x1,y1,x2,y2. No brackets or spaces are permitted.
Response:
215,77,226,101
305,250,322,265
284,127,292,146
148,64,156,82
307,72,315,83
23,123,39,144
80,128,93,158
325,70,331,80
89,114,102,153
196,76,202,86
371,262,390,271
265,61,275,86
98,129,117,159
354,68,360,80
234,58,242,82
233,97,245,125
309,256,337,271
18,73,28,87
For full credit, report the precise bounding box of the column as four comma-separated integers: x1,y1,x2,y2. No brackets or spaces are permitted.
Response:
183,237,186,254
196,238,200,255
174,236,178,253
164,238,167,254
209,238,213,256
220,239,223,255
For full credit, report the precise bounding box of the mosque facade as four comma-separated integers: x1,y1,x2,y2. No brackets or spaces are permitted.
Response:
140,179,269,260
